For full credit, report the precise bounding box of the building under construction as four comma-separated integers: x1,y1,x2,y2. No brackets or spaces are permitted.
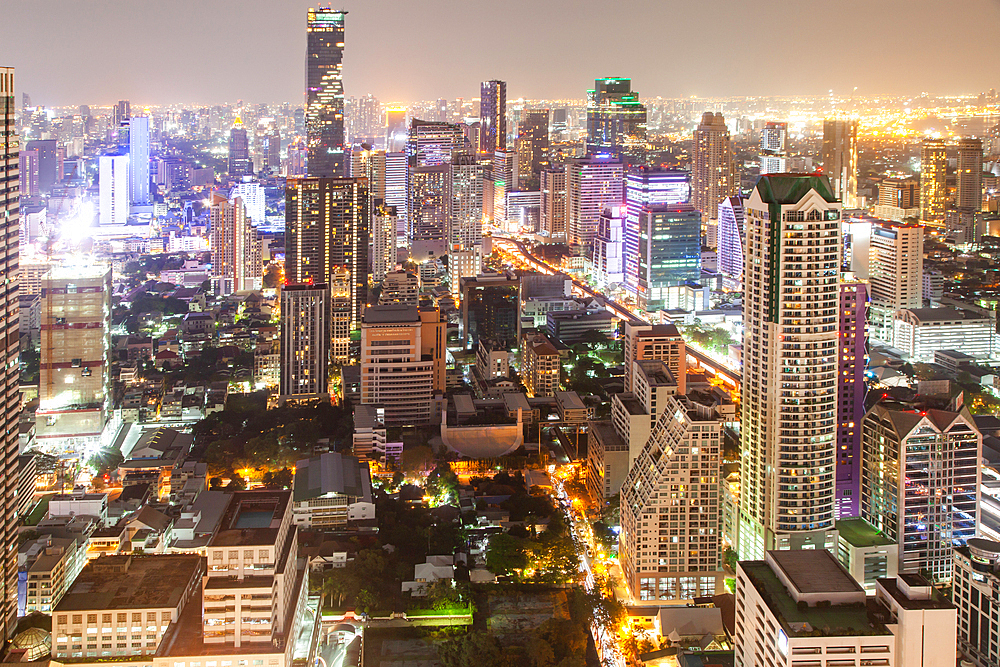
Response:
35,264,112,454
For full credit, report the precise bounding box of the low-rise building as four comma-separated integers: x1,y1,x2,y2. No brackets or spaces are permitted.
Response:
48,492,109,526
735,550,956,667
52,554,204,659
352,404,386,460
521,332,561,397
292,452,375,528
835,517,899,595
20,535,87,615
893,307,994,362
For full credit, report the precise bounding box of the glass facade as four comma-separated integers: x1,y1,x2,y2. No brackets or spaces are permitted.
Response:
636,204,702,312
306,9,347,178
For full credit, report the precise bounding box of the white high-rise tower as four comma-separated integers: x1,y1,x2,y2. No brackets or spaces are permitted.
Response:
738,174,842,560
128,115,150,208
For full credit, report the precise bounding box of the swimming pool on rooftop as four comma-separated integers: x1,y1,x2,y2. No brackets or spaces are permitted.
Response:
233,509,275,529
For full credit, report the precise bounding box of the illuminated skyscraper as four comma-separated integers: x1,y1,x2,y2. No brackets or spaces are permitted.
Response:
758,121,787,175
128,115,150,207
385,107,407,152
836,278,867,519
623,169,690,297
228,122,251,177
920,138,947,224
385,152,407,242
738,174,842,560
492,148,514,226
540,167,567,242
406,120,464,258
957,137,983,211
566,156,624,248
350,93,381,142
99,153,129,226
371,201,397,284
716,196,745,288
113,100,130,129
449,155,484,297
285,177,369,329
515,108,549,190
211,192,261,294
479,80,506,157
692,112,733,219
821,119,858,207
586,78,647,166
0,66,20,640
635,204,702,312
306,8,347,178
280,283,331,402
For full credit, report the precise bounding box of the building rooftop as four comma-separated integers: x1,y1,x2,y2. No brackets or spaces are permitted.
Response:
876,575,954,611
755,173,838,205
741,557,888,638
363,303,419,324
836,518,895,548
767,549,862,596
210,491,290,547
636,360,677,387
900,307,986,323
293,452,372,504
56,555,201,611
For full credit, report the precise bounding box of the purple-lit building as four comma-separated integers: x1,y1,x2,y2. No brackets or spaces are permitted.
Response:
836,279,867,518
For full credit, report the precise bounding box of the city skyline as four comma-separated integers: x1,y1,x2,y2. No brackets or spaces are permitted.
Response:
1,0,998,106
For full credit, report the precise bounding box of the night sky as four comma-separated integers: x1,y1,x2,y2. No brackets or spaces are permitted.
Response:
3,0,999,106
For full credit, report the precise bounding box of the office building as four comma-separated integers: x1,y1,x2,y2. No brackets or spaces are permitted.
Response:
36,265,112,452
822,119,858,207
23,139,58,195
18,147,38,198
521,332,561,398
385,151,407,240
868,219,922,344
360,305,445,424
875,177,921,222
592,206,625,289
957,137,984,211
738,174,842,560
635,203,702,312
408,163,450,260
945,207,987,246
566,156,624,248
228,122,251,177
21,535,87,615
920,139,947,224
52,555,203,659
210,192,261,295
0,67,19,642
285,177,369,329
406,119,464,167
492,148,515,226
691,112,733,219
480,80,506,157
113,99,130,129
623,321,686,394
586,78,647,166
954,538,1000,667
862,396,981,581
448,155,484,297
836,279,867,519
623,168,690,297
306,8,347,177
230,180,266,225
716,196,745,288
99,153,129,226
371,201,397,284
758,121,787,175
128,115,150,207
835,517,899,594
892,307,994,362
735,550,956,667
291,452,374,528
516,108,549,190
619,385,725,601
379,270,420,307
540,167,567,241
279,283,331,402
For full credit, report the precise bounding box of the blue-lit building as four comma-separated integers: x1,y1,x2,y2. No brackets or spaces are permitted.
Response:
624,169,691,297
636,203,702,312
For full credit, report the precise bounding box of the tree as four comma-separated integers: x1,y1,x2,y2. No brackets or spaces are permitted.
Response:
484,533,528,576
425,578,467,611
400,445,434,475
438,632,508,667
321,568,353,609
425,462,459,505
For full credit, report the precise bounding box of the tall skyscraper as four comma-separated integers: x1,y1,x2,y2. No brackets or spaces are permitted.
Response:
515,108,549,190
566,156,624,248
692,112,733,219
479,80,506,157
228,122,251,177
99,153,129,226
371,201,397,284
279,283,331,402
738,174,842,559
716,196,745,288
920,138,947,224
385,152,407,242
635,204,702,312
821,119,858,208
586,78,647,166
128,115,150,207
540,167,567,242
592,206,625,289
210,193,261,294
306,8,347,178
406,120,464,258
836,278,867,519
867,219,922,344
957,137,984,211
758,122,787,175
285,177,369,329
492,148,514,225
448,155,484,297
113,100,130,129
0,67,20,641
623,169,691,296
